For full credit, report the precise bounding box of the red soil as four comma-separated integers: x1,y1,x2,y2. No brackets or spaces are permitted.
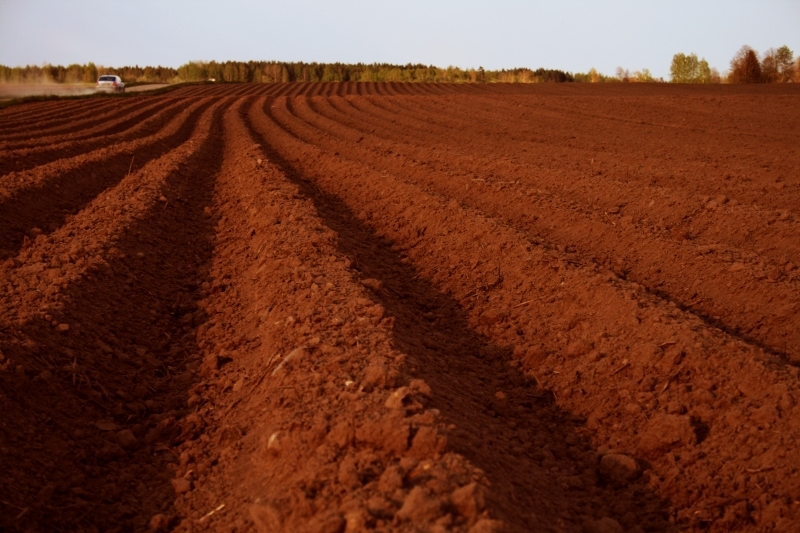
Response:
1,82,799,533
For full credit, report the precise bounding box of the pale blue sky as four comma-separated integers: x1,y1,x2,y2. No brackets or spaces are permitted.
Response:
1,0,798,78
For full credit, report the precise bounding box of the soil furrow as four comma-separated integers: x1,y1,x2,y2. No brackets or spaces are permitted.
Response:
0,97,182,153
0,97,230,532
0,97,215,259
382,92,800,211
160,96,489,532
297,95,800,362
297,95,800,359
348,93,800,234
253,94,800,532
245,96,677,533
268,83,293,98
0,98,114,130
328,93,797,320
0,97,158,141
0,99,227,323
0,99,76,119
0,98,192,175
169,86,207,97
2,83,798,533
0,100,103,130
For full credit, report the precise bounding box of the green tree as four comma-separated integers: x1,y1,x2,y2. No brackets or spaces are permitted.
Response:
670,53,713,83
671,53,693,82
631,69,654,82
83,62,98,83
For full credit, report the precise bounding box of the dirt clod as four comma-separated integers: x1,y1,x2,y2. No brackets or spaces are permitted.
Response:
170,477,192,495
397,486,443,524
451,482,485,519
116,429,138,450
638,414,695,456
583,517,624,533
149,513,170,531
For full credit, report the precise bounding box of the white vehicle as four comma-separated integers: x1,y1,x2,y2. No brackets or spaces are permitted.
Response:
96,75,125,92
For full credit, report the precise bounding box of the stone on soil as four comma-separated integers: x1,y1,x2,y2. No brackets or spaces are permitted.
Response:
598,453,640,486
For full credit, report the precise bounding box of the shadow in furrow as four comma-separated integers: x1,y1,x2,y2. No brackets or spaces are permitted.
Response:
0,103,228,532
0,98,215,261
303,96,798,365
245,101,675,533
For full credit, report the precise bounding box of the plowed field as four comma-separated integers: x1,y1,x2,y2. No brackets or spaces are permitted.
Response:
2,82,799,533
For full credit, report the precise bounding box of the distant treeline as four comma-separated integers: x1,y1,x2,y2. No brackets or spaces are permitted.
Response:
3,46,797,86
0,61,580,84
178,61,581,84
0,63,179,84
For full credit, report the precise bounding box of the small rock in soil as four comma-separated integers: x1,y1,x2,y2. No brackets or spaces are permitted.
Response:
599,453,640,486
56,323,70,333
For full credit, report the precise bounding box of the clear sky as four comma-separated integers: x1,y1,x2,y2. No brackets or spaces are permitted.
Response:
1,0,798,79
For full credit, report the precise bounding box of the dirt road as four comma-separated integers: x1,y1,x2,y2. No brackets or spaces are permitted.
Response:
1,82,799,532
0,83,170,101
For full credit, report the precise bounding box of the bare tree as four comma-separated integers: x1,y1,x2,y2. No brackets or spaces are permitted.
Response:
762,48,779,83
729,45,762,83
775,46,795,83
